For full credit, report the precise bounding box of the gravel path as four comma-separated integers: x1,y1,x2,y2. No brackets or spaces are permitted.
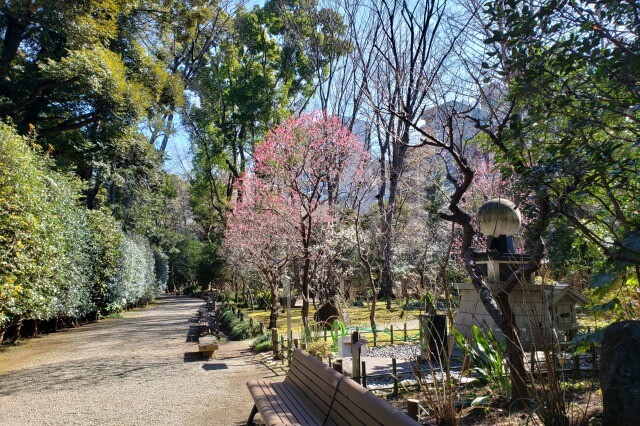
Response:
0,295,274,426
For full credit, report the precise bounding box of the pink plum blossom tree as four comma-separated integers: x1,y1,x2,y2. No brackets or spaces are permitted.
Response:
223,176,298,328
253,112,370,328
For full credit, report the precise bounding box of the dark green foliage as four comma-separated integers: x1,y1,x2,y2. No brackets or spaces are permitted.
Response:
219,307,255,341
0,123,168,340
484,0,640,291
230,322,250,340
547,218,605,285
454,325,510,396
252,334,273,353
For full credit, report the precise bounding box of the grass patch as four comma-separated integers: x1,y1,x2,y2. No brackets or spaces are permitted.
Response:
246,302,424,336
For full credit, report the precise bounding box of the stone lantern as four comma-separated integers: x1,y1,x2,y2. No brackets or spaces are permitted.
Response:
454,198,588,349
473,198,535,288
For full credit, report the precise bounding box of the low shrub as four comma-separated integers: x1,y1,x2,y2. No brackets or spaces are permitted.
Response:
252,334,272,353
306,340,333,360
254,340,273,353
230,322,250,340
219,308,255,340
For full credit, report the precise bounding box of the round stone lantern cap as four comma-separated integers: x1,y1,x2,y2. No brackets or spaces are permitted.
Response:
477,198,522,237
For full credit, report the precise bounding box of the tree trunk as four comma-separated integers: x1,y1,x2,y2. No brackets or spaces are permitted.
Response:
378,215,394,308
301,258,310,330
269,283,278,329
0,14,27,92
369,289,377,331
11,317,23,344
158,111,174,153
377,132,409,307
496,293,529,404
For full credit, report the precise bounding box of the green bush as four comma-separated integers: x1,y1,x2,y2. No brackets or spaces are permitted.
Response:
86,208,122,314
0,123,68,332
230,322,250,340
252,334,273,353
219,308,255,340
153,249,169,293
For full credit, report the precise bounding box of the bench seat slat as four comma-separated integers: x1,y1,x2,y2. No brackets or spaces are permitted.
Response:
257,381,304,425
247,379,323,426
272,382,322,425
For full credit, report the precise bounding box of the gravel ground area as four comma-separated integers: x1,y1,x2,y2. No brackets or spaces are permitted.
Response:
0,295,273,426
367,343,421,359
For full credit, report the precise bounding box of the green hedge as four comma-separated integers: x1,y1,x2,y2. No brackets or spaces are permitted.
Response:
219,307,260,341
0,123,166,341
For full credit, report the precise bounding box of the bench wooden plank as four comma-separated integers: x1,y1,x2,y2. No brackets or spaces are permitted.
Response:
256,381,296,424
248,380,323,425
272,382,320,425
284,362,334,413
329,378,419,426
274,381,324,424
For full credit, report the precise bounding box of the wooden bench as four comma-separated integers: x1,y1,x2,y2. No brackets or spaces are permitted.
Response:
198,335,218,359
246,349,419,426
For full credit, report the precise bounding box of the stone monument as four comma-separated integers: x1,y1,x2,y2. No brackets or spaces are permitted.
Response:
454,198,588,349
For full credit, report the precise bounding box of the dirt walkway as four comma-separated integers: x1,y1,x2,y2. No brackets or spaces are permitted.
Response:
0,295,277,425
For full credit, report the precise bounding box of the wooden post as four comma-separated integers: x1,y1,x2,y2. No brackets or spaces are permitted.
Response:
239,312,244,322
361,361,367,388
392,358,399,396
328,355,332,368
333,359,343,373
280,335,285,363
324,329,327,341
301,342,307,350
293,338,299,349
351,344,361,382
237,309,242,319
407,399,420,421
271,328,279,359
249,317,253,328
259,322,264,335
404,322,407,342
390,325,394,345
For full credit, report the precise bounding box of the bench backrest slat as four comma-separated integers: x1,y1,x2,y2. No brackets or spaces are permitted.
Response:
284,350,419,426
328,377,419,426
284,350,343,418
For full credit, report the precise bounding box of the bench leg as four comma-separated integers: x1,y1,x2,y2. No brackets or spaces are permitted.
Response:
247,404,258,425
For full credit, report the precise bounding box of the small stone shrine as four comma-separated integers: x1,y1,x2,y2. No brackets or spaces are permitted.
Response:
454,198,588,349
